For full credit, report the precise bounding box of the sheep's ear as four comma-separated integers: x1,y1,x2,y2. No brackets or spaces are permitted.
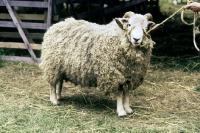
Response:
115,18,128,30
147,22,164,34
147,21,156,31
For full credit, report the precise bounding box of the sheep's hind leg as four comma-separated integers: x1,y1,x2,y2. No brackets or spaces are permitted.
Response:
123,90,133,114
50,83,60,105
117,90,127,117
56,79,63,100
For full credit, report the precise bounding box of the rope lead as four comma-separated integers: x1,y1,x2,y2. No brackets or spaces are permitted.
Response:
148,0,200,52
181,2,200,51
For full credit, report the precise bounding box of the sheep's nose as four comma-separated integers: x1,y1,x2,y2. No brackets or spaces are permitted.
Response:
133,38,140,42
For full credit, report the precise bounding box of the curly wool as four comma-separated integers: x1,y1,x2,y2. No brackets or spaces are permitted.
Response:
39,17,155,93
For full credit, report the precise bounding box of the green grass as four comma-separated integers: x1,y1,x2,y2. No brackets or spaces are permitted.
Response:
0,57,200,133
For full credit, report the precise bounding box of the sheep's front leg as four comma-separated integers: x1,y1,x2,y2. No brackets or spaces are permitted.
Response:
56,80,63,100
123,90,133,114
117,90,127,117
50,83,59,105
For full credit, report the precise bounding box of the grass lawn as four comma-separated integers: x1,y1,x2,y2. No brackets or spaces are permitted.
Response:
0,57,200,132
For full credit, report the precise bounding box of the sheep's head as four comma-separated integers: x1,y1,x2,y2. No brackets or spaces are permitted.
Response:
115,12,156,46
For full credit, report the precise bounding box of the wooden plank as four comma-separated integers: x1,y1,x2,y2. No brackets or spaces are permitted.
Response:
1,56,41,63
0,13,45,21
44,0,47,24
0,32,44,39
47,0,52,29
0,42,41,50
13,10,34,43
3,0,38,62
0,21,47,29
0,1,48,8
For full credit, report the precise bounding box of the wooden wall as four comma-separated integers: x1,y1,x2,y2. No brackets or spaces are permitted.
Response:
0,0,53,63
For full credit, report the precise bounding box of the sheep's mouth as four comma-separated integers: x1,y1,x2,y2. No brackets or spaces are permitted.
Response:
129,39,141,46
133,42,141,46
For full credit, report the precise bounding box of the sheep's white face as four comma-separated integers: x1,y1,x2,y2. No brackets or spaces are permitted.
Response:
129,26,144,45
127,15,148,45
115,13,151,46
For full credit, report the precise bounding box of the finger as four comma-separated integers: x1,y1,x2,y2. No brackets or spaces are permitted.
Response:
183,5,190,10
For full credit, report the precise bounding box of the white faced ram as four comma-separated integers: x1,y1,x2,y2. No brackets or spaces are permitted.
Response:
39,11,159,117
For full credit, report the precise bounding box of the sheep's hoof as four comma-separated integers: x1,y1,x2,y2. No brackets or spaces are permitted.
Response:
118,114,127,118
119,114,127,118
52,101,60,105
124,107,133,114
117,110,127,117
50,98,60,105
57,95,62,101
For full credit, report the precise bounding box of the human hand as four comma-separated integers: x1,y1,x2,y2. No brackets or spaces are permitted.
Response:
183,2,200,12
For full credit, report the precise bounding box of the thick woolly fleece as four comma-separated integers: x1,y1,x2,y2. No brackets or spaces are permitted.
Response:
39,17,155,94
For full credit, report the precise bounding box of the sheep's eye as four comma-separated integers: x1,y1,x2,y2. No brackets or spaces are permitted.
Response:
128,24,131,27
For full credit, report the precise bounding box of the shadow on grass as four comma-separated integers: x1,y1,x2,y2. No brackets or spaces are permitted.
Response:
59,93,117,114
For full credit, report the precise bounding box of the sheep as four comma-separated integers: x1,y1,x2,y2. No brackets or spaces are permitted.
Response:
39,11,159,117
